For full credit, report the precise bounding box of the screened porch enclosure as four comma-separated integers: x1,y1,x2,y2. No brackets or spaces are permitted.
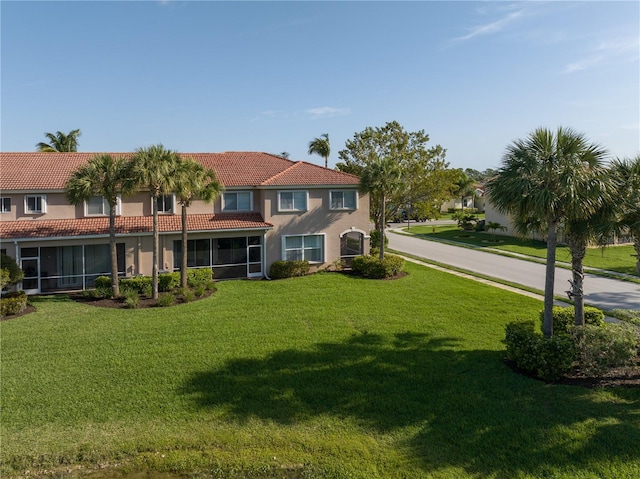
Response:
173,235,262,279
21,244,125,293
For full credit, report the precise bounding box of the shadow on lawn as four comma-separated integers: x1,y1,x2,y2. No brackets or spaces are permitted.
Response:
180,332,640,477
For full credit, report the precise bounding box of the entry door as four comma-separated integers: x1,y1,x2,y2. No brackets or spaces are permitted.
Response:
247,236,262,278
21,257,40,294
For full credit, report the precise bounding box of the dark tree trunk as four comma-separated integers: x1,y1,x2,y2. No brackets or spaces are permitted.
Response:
567,231,587,326
542,219,558,337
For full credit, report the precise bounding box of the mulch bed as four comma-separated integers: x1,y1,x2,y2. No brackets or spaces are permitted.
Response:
67,289,216,309
504,358,640,388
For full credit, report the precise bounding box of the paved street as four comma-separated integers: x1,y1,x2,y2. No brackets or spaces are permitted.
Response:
388,228,640,312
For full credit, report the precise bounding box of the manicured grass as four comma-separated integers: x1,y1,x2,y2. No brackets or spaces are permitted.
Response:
406,225,638,276
2,263,640,478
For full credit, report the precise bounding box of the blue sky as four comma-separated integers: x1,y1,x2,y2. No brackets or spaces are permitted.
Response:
2,1,638,171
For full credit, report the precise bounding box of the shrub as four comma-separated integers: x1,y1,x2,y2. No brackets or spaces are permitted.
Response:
187,268,213,287
1,253,24,287
123,290,139,309
269,260,310,279
505,321,577,381
369,229,388,249
81,287,112,300
158,272,179,292
540,306,605,335
194,284,206,297
94,276,112,289
351,254,405,279
120,276,152,295
571,323,639,375
157,293,176,307
182,289,195,303
0,291,28,316
611,309,640,326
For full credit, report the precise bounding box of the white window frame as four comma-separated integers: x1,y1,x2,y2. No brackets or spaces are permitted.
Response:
281,234,325,263
0,197,10,213
278,190,308,212
330,190,358,211
222,191,253,212
24,194,46,214
155,194,175,214
85,195,121,216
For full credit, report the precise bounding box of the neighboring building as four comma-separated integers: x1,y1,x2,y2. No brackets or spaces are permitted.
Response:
0,152,370,294
440,185,486,213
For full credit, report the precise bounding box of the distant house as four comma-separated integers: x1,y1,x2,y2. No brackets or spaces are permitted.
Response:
0,152,370,294
440,184,485,213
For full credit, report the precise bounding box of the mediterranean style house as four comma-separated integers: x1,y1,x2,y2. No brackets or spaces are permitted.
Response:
0,152,370,294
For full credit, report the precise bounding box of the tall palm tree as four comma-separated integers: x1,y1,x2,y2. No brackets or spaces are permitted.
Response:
607,155,640,276
65,154,135,298
359,157,402,260
486,127,608,336
130,144,180,299
37,129,82,152
308,133,331,168
173,157,224,289
454,171,476,212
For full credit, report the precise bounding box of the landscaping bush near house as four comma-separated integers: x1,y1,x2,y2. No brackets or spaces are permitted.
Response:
94,275,112,289
120,276,152,295
572,323,640,375
540,306,605,335
123,290,139,309
158,293,176,307
269,260,310,279
158,272,180,292
369,229,388,249
504,321,578,381
0,291,28,316
187,268,214,287
351,254,405,279
0,253,24,287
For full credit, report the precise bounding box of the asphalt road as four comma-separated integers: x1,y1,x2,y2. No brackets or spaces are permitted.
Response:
388,228,640,312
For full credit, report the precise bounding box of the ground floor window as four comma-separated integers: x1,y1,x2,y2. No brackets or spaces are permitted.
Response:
173,235,262,279
340,231,364,266
283,234,324,262
20,243,125,293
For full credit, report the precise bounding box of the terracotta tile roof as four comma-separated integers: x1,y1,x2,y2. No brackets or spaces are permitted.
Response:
0,152,360,190
0,213,272,240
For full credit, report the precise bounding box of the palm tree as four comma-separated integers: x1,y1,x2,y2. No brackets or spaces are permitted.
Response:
454,171,476,212
359,157,402,260
609,155,640,276
173,157,224,289
308,133,331,168
485,221,507,242
130,144,180,299
37,129,81,152
65,154,135,297
486,127,608,337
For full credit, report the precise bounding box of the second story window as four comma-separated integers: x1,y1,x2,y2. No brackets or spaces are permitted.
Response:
330,190,357,210
156,194,174,214
25,195,46,214
0,197,11,213
278,191,308,212
86,196,120,216
222,191,252,212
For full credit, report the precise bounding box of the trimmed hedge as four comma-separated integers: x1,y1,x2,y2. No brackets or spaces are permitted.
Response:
1,291,28,316
540,306,605,335
572,323,639,375
505,321,577,381
187,268,213,287
351,254,405,279
269,260,310,280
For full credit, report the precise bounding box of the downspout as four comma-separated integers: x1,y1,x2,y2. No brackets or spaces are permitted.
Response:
263,230,271,280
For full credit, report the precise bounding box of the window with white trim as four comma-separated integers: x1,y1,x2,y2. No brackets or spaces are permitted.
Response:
0,197,11,213
278,190,308,212
330,190,357,210
156,194,174,214
25,195,46,214
222,191,253,212
283,234,324,262
85,195,121,216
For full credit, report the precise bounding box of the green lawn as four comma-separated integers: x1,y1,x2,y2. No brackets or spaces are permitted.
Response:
2,263,640,478
404,225,638,276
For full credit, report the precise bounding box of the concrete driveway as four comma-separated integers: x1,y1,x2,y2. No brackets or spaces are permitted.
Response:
387,228,640,312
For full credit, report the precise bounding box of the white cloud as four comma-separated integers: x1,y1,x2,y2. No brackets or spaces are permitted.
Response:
304,107,351,119
454,9,526,42
564,35,639,74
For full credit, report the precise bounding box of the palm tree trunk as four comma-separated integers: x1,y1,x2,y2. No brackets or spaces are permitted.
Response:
567,232,586,326
542,219,558,337
181,204,188,290
324,155,328,169
152,193,159,300
109,204,120,298
634,236,640,276
379,193,386,260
